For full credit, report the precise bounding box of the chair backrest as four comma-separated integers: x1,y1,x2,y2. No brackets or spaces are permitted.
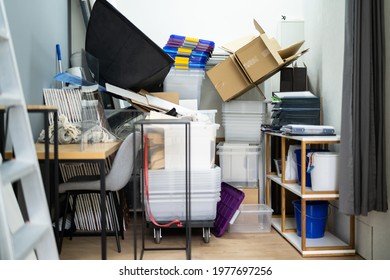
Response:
105,132,141,191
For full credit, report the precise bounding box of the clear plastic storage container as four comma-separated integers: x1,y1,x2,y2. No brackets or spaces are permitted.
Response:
228,204,273,233
217,142,260,183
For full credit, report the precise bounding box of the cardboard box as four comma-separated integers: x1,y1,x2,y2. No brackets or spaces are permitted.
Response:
240,188,259,204
207,19,308,102
206,55,255,102
148,91,180,105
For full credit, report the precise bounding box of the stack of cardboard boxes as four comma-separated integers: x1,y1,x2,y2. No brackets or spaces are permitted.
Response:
207,19,308,206
207,19,308,102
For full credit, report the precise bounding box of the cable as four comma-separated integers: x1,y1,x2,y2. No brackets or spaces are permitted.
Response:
143,134,182,228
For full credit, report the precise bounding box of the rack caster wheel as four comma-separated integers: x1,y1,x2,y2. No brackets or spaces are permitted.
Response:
153,228,162,244
202,227,211,243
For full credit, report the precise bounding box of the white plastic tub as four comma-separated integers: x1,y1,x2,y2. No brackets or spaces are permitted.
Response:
164,122,220,170
147,166,221,195
145,196,220,221
217,142,260,183
222,100,267,114
163,69,205,108
310,152,339,191
144,122,220,170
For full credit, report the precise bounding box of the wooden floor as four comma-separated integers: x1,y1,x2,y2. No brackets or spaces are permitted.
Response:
59,216,363,260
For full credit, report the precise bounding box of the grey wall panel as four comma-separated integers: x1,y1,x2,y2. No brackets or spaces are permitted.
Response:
4,0,69,138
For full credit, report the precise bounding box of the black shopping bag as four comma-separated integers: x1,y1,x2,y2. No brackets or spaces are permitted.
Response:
85,0,174,92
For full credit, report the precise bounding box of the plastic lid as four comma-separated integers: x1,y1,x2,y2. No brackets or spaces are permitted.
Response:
239,204,274,213
312,152,339,157
217,142,259,148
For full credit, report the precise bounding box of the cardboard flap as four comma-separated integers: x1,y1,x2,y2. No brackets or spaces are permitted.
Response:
253,19,265,34
220,35,258,53
268,37,282,51
149,92,179,105
260,34,284,65
277,40,305,60
254,49,309,85
284,48,309,63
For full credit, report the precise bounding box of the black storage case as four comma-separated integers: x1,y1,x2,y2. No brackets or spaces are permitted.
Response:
85,0,174,92
280,65,307,92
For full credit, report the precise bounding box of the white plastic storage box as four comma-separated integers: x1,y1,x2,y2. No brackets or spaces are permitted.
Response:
217,142,260,183
229,204,273,233
197,109,217,124
145,166,221,221
163,69,205,109
222,100,267,143
222,100,267,114
147,166,221,195
144,122,219,170
146,196,220,221
164,122,219,170
310,152,339,191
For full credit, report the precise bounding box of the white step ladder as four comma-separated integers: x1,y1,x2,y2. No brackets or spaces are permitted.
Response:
0,0,58,259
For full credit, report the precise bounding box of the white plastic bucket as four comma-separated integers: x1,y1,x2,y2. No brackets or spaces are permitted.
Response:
310,152,339,191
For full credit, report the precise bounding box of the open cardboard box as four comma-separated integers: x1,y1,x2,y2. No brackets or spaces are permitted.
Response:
207,19,309,102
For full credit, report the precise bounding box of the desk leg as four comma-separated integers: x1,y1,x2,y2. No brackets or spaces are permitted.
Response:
0,110,5,158
43,112,50,208
53,112,59,249
100,160,107,260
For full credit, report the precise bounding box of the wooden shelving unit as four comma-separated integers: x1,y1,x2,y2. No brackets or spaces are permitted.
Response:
265,132,355,257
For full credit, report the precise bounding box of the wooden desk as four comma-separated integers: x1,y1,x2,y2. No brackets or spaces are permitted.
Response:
35,142,121,160
35,141,122,260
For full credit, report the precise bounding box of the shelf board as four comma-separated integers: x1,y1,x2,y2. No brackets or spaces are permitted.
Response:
267,175,339,199
266,132,340,143
272,218,355,256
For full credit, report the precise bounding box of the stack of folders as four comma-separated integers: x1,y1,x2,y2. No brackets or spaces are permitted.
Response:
271,91,321,130
163,34,215,69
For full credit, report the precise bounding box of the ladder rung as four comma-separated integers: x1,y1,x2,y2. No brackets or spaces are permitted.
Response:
0,159,35,185
13,224,50,260
0,96,23,107
0,27,8,40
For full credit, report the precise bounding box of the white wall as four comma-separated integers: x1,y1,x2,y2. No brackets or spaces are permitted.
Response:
303,0,344,132
116,0,303,50
72,0,303,54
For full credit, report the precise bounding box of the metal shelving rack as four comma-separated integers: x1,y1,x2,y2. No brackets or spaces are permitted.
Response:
133,119,192,260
